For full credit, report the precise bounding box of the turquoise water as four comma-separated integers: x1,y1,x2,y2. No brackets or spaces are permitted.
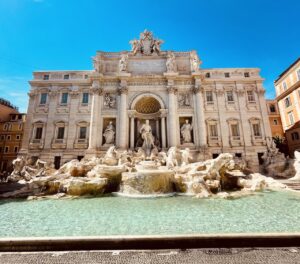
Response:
0,191,300,237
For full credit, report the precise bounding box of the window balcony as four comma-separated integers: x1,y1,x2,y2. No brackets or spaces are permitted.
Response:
29,139,44,150
74,138,88,149
229,136,243,147
208,136,221,147
51,139,67,149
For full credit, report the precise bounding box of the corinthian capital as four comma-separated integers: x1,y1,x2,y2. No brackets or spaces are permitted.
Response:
91,87,104,95
192,85,203,94
118,86,128,95
167,86,178,94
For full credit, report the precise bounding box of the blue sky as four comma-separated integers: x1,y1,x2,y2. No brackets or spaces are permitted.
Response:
0,0,299,112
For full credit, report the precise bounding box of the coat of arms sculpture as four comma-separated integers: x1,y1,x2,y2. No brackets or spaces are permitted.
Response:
130,30,164,56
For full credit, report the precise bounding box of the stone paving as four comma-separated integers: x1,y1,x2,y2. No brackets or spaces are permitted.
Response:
0,248,299,264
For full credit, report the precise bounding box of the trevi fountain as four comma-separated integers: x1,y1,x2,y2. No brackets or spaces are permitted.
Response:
1,121,300,238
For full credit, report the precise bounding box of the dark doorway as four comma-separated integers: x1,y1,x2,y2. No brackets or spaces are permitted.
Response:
257,152,264,165
54,156,61,170
212,153,219,159
77,156,84,161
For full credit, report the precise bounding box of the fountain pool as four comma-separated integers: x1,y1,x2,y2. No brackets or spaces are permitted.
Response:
0,191,300,238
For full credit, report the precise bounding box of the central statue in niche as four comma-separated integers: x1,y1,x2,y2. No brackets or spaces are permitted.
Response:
139,120,155,157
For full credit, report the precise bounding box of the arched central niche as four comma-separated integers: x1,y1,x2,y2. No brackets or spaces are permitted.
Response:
134,96,161,114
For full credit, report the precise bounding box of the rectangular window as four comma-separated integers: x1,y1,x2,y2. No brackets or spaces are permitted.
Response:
35,127,43,139
224,72,230,78
205,72,211,78
84,74,88,79
231,124,240,137
40,93,47,105
82,93,89,104
57,127,65,139
297,69,300,81
6,135,11,140
14,146,18,153
244,72,250,77
61,93,68,104
16,135,21,140
43,74,49,80
273,119,278,125
285,97,291,108
226,91,234,102
288,111,295,125
292,132,299,141
79,127,87,139
206,91,213,102
209,124,218,137
0,147,2,153
4,146,9,153
283,81,287,90
247,91,255,102
0,135,5,140
252,123,261,137
18,124,22,130
63,74,69,80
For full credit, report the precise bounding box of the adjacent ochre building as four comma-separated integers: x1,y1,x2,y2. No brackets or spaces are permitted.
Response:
266,100,284,138
275,57,300,156
20,31,272,169
0,98,26,173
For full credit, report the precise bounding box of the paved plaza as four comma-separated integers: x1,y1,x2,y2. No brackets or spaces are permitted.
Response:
0,248,299,264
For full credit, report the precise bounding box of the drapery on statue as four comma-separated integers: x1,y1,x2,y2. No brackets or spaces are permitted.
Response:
166,52,177,72
190,50,201,72
119,54,128,72
139,120,155,157
180,119,193,143
103,121,115,144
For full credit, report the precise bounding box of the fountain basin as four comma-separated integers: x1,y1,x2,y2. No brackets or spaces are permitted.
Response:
119,169,175,195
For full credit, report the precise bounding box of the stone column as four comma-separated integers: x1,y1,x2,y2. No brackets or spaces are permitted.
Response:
128,110,135,149
66,89,80,149
215,85,228,149
256,82,272,138
19,91,38,156
118,80,129,149
235,84,250,147
43,90,58,150
88,80,103,151
160,112,167,149
193,82,207,147
167,86,178,147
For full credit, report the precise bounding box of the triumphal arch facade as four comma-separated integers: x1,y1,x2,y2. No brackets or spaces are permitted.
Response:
21,30,272,169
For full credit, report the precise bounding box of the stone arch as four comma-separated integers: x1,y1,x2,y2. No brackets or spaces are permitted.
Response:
130,92,165,112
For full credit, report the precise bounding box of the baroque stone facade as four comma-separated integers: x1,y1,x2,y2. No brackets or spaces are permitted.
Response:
20,30,272,169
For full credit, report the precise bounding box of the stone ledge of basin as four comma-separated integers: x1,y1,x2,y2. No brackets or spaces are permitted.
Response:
1,232,300,242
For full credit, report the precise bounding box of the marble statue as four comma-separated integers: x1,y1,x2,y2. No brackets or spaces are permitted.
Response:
129,30,164,56
103,121,115,144
181,148,192,166
166,147,178,168
119,54,128,72
290,151,300,180
190,51,200,72
152,39,163,55
92,57,101,72
166,52,177,72
180,120,193,144
140,120,155,157
104,93,116,108
129,39,140,55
